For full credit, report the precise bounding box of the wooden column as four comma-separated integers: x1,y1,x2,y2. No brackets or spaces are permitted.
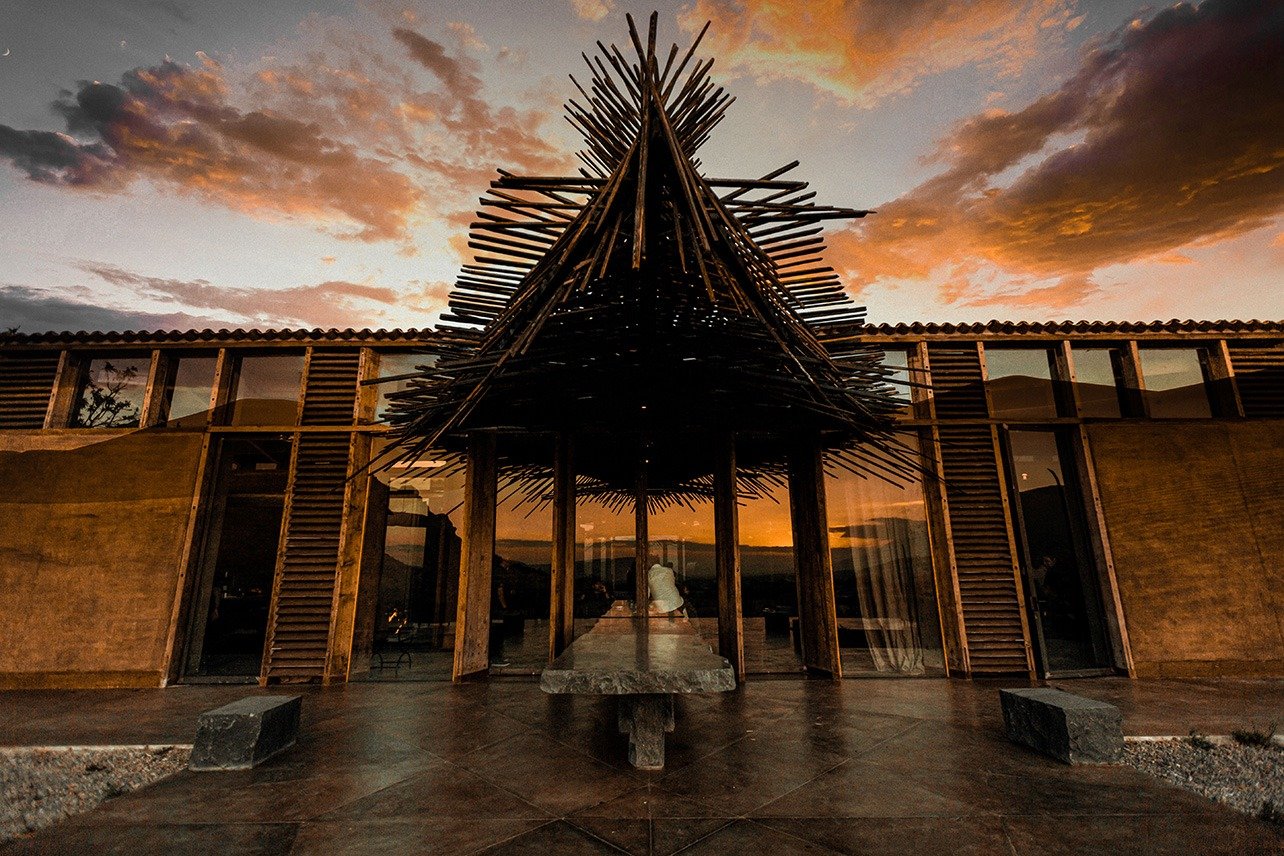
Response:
453,432,498,680
634,466,649,610
713,433,744,681
787,439,842,678
549,434,576,659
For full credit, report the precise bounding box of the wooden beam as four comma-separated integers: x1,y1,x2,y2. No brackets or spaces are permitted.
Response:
787,438,841,678
453,431,498,680
713,433,744,681
635,465,649,610
549,433,576,659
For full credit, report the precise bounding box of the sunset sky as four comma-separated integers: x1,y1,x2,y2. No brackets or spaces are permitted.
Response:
1,0,1280,333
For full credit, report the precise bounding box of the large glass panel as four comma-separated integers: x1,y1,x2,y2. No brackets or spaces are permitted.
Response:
359,454,464,680
1071,347,1124,418
372,351,436,422
1006,430,1110,674
491,457,554,674
740,481,803,674
183,436,292,679
575,493,635,636
164,355,218,426
228,354,303,426
826,444,944,676
71,355,149,428
985,348,1058,421
649,500,719,647
1138,347,1212,418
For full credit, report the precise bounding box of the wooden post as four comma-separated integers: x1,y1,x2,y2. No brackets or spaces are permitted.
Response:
634,465,649,610
549,433,576,659
713,433,744,681
453,432,498,680
787,438,842,678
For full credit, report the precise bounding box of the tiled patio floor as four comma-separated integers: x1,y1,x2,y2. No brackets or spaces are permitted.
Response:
1,677,1280,855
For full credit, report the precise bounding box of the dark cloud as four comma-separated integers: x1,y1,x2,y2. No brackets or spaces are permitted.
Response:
0,56,421,242
146,1,193,25
0,285,225,334
830,0,1284,309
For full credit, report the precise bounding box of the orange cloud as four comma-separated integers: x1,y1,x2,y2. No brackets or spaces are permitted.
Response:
678,0,1076,107
0,19,575,255
829,0,1284,310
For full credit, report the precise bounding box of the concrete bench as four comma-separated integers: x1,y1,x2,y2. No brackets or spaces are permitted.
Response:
541,602,736,770
190,695,302,771
1000,687,1123,765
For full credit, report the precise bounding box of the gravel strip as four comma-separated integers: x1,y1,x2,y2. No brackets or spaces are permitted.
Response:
0,745,191,843
1124,737,1284,825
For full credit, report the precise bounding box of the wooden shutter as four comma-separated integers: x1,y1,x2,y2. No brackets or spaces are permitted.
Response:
0,351,60,429
1228,344,1284,417
262,348,361,681
927,344,1033,674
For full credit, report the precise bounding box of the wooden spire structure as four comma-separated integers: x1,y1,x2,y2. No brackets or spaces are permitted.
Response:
386,12,911,505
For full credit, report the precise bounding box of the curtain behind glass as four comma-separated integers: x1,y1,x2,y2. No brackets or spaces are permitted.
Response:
828,452,939,675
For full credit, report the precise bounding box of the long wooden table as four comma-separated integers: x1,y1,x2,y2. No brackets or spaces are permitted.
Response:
540,602,736,769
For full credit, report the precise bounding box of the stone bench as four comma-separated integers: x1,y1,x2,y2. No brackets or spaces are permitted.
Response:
541,602,736,770
190,695,302,771
1000,687,1123,765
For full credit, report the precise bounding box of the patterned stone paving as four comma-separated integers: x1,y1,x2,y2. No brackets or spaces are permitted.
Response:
1,677,1280,854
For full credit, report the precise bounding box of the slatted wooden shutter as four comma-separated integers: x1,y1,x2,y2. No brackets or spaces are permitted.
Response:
262,349,360,682
1227,344,1284,417
927,344,1033,674
0,351,60,429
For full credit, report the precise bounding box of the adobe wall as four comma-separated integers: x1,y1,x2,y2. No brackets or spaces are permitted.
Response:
1088,421,1284,677
0,430,203,687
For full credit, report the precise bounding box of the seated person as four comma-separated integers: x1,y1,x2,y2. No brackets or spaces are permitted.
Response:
648,561,685,616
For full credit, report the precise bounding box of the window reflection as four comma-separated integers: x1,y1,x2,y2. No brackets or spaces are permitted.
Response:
825,443,944,676
1071,347,1125,418
372,351,435,422
1138,348,1212,418
575,493,635,633
985,348,1059,420
490,456,554,674
229,354,304,426
71,356,149,428
648,501,718,646
360,456,464,681
164,355,218,426
739,481,803,674
881,349,914,419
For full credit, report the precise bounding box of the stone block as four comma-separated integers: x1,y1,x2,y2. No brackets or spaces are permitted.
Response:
190,695,301,771
1000,688,1123,764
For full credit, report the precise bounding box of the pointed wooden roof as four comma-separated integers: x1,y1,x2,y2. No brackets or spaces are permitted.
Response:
386,13,911,502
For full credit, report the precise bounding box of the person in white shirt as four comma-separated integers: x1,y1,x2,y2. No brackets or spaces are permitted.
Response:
648,561,685,615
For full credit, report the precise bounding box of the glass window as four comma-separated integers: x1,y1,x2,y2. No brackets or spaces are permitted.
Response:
360,454,465,681
491,469,553,674
372,351,435,422
825,440,944,676
1138,348,1212,418
881,349,915,419
229,354,304,426
649,500,718,647
739,480,803,674
165,355,218,426
1070,347,1124,418
71,355,149,428
985,348,1059,420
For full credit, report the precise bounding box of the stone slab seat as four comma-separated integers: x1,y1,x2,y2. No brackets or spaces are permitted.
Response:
1000,687,1123,765
189,695,302,771
541,602,736,770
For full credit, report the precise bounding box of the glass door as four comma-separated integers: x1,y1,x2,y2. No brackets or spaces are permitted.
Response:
1002,429,1112,675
